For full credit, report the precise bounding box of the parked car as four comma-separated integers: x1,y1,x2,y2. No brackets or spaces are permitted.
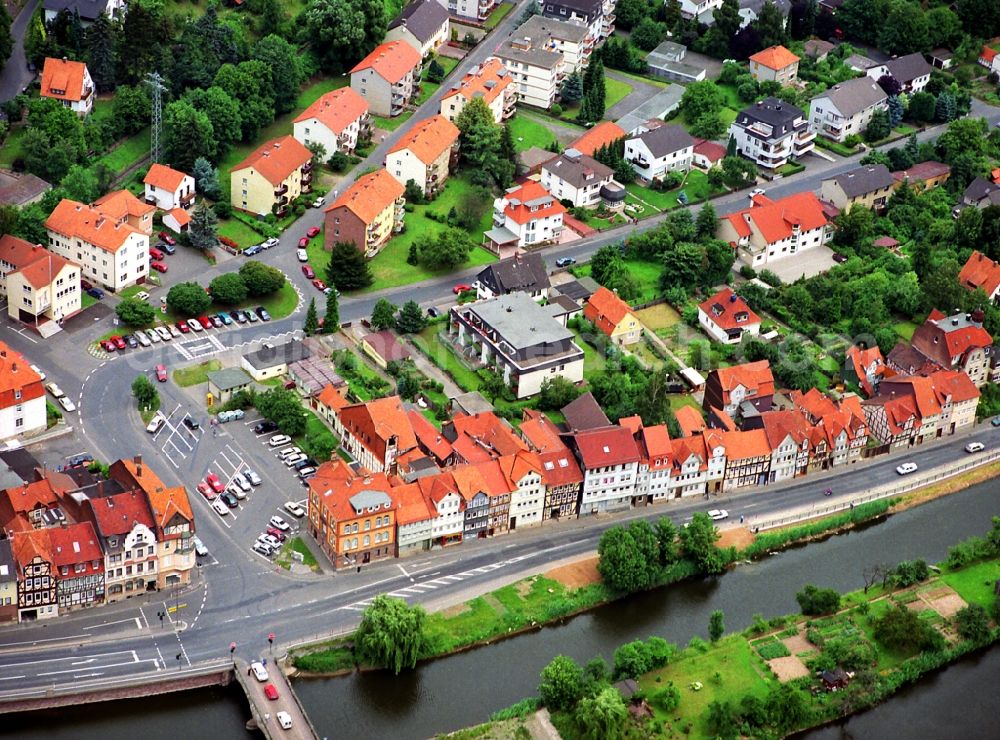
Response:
150,260,168,273
261,534,282,550
311,196,324,208
158,231,177,246
555,257,576,267
183,417,200,431
168,324,182,337
220,492,239,509
176,320,191,334
266,527,287,543
187,318,203,332
125,335,139,348
452,283,471,294
231,310,248,324
205,472,224,494
750,188,766,198
426,306,440,318
246,309,259,322
256,306,271,321
198,316,213,330
992,417,1000,427
146,413,167,434
244,245,262,256
145,328,161,344
252,541,273,557
244,468,262,486
253,420,278,435
279,446,303,460
217,312,233,325
45,382,65,398
292,458,317,471
156,326,172,341
284,501,306,518
135,291,150,301
297,248,308,262
263,238,280,249
210,315,223,328
268,434,292,447
100,339,116,352
284,453,307,467
211,498,229,516
707,509,729,521
87,287,105,299
192,536,209,557
29,364,45,380
297,466,316,478
965,442,984,453
269,515,290,531
149,247,164,261
306,226,321,238
312,279,327,292
301,265,315,279
896,462,918,475
58,396,77,412
227,483,247,501
232,472,251,492
155,364,167,382
160,241,176,255
81,279,93,290
135,332,151,347
297,236,309,248
197,481,215,500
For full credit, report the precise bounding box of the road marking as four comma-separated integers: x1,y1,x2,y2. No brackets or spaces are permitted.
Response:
0,634,88,648
0,675,27,681
397,563,412,581
81,617,143,631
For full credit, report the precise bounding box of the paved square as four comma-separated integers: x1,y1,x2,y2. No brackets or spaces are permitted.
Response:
764,246,839,283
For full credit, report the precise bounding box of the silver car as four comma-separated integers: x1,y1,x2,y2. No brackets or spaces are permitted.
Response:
156,326,172,341
244,468,262,486
168,324,182,337
232,472,251,492
136,331,152,347
145,328,161,343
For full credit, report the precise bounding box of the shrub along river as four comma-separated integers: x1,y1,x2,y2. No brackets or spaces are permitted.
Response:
6,482,998,739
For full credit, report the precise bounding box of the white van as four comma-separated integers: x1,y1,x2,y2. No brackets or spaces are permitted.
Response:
146,413,167,434
250,661,269,682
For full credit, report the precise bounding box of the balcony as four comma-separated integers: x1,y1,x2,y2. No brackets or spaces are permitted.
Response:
274,184,288,196
628,155,648,167
276,195,289,206
275,205,288,218
179,191,195,207
302,161,313,173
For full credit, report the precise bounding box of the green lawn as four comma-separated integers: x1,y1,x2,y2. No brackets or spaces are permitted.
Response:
384,0,405,18
939,558,1000,607
414,80,440,107
815,136,859,157
604,77,633,109
669,394,702,413
412,324,482,393
93,128,151,175
173,360,222,388
894,319,918,341
575,257,663,304
508,115,560,152
484,1,514,29
372,110,414,132
0,126,28,167
437,57,459,77
80,291,98,311
570,327,607,379
218,217,266,250
275,536,321,573
245,281,300,320
295,408,339,463
626,170,720,212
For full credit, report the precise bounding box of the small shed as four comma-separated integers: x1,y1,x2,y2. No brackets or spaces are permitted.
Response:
163,207,192,233
680,366,706,390
207,368,252,404
613,678,640,699
241,341,311,381
450,391,493,416
821,667,851,691
288,356,344,397
361,330,411,370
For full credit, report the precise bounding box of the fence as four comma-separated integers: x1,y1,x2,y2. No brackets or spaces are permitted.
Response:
751,448,1000,532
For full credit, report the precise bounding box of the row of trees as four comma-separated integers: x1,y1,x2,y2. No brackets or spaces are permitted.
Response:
164,260,285,317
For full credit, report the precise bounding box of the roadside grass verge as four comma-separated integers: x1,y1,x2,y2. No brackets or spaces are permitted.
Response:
173,360,222,388
275,536,321,573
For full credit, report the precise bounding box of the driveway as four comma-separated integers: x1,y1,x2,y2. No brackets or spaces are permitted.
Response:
757,245,839,283
0,0,40,103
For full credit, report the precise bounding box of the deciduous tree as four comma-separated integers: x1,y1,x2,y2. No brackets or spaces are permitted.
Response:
576,687,628,740
355,595,427,674
164,100,216,172
116,297,155,327
370,298,398,331
256,387,307,436
167,282,212,317
538,655,583,711
131,375,158,410
419,228,474,270
239,260,286,296
209,273,249,305
679,512,724,574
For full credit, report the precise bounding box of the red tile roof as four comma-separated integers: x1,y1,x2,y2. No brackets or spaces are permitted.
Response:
93,189,156,223
724,192,830,245
48,521,103,569
640,424,672,464
294,87,369,135
0,235,77,290
442,58,512,108
232,135,312,186
750,45,800,71
41,57,89,102
846,345,885,396
959,251,1000,297
143,163,188,192
0,479,58,532
713,360,775,395
407,409,453,463
722,429,772,460
46,199,140,253
570,121,626,157
393,481,433,526
111,458,194,536
165,207,191,228
10,528,52,570
982,47,999,63
87,490,155,537
0,341,45,412
501,180,565,226
572,426,641,469
584,286,635,338
698,287,761,332
308,460,397,521
388,114,460,165
327,168,405,225
350,41,422,84
447,411,527,464
674,405,706,437
317,383,350,412
339,395,418,461
692,137,726,164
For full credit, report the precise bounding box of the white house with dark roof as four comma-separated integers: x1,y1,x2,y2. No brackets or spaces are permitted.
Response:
729,97,814,171
809,78,888,143
698,287,761,344
866,53,932,94
623,124,694,183
386,0,450,58
475,252,551,302
540,149,614,207
820,164,896,212
515,14,593,73
43,0,124,24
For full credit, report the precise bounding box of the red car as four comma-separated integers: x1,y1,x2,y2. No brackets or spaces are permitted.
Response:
312,279,327,292
100,339,116,352
176,320,191,334
301,265,315,279
297,236,309,248
111,335,126,350
149,247,164,260
306,226,321,238
266,527,287,542
205,472,224,494
453,284,471,294
197,481,216,500
155,364,167,382
198,316,213,329
158,231,177,246
81,279,93,290
150,261,168,273
263,683,279,701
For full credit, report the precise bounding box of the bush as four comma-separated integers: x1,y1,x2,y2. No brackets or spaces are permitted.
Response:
796,584,841,616
755,638,791,660
550,103,563,117
844,134,862,148
954,604,991,643
213,199,232,218
873,603,945,652
759,269,782,287
892,559,930,587
740,265,757,279
652,683,680,712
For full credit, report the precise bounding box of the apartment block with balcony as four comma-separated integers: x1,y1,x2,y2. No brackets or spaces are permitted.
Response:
729,97,815,171
293,87,371,155
486,180,566,251
385,114,460,198
496,37,566,110
324,169,406,257
142,164,196,211
514,14,593,73
40,57,94,116
541,0,615,44
350,41,422,118
440,58,517,125
230,135,313,218
717,192,834,268
808,77,888,143
0,235,81,332
435,0,496,22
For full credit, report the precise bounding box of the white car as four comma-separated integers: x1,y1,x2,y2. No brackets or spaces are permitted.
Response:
58,396,77,413
895,462,918,475
212,498,229,516
262,534,282,550
279,446,303,460
311,196,324,208
29,364,45,380
965,442,984,453
192,536,209,557
284,453,307,467
145,328,161,344
146,413,167,434
276,711,292,730
284,501,306,518
268,434,292,447
263,238,280,249
297,466,316,478
233,472,251,492
168,324,182,338
296,248,308,262
250,661,269,682
135,290,150,301
227,483,247,501
244,468,262,486
269,515,290,531
252,541,273,557
750,187,766,198
187,318,203,332
135,331,152,347
708,509,729,521
156,326,172,341
45,382,65,398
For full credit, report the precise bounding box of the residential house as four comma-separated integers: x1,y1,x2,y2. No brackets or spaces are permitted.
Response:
40,57,94,116
293,88,371,156
759,410,811,482
162,208,191,234
48,521,104,611
845,345,887,396
92,189,155,237
978,46,1000,75
692,138,726,170
499,450,546,530
717,191,834,268
450,292,585,398
808,78,888,143
634,423,673,504
570,121,626,157
307,460,397,569
46,198,149,292
804,39,835,61
897,309,996,387
10,528,58,620
820,164,896,212
43,0,125,24
385,114,460,197
541,0,615,42
679,0,722,23
486,180,566,251
230,135,313,217
799,392,869,469
0,235,81,330
443,411,527,465
515,14,593,73
667,434,709,498
434,0,495,22
324,169,406,257
862,392,920,448
958,251,1000,303
703,360,775,420
418,470,468,546
584,286,642,346
520,409,583,520
0,169,50,207
0,540,16,622
844,53,879,73
361,330,411,370
721,430,771,490
449,465,496,537
313,383,350,437
562,391,611,431
240,340,310,382
350,40,422,117
475,252,551,302
572,425,641,515
206,368,253,405
0,343,46,442
440,58,517,125
143,164,196,212
892,161,951,191
338,395,418,475
697,287,761,345
623,124,694,183
386,0,450,58
729,97,815,171
866,53,932,94
0,478,62,535
394,481,435,554
84,491,157,603
109,457,195,589
495,37,566,110
749,45,800,84
645,40,709,83
953,177,1000,218
540,148,614,207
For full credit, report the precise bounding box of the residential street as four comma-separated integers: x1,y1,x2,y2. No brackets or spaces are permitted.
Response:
0,0,40,103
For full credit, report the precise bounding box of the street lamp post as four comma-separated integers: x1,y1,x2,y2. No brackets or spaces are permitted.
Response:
268,632,275,656
230,642,237,667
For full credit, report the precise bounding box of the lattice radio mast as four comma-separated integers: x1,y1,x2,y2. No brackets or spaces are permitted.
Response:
146,72,166,164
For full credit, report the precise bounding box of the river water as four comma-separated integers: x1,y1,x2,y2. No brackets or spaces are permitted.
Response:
6,483,999,739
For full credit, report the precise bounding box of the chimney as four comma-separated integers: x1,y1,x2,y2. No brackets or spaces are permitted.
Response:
10,362,15,373
133,454,142,477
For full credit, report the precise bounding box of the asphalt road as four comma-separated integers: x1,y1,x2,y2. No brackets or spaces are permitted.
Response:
0,0,39,103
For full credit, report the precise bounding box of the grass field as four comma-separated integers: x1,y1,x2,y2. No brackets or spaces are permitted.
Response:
0,126,27,167
218,217,267,249
484,1,514,29
575,258,663,304
815,136,859,157
372,110,414,132
173,360,222,388
627,170,719,212
276,536,321,572
570,326,607,379
93,128,151,175
412,325,482,393
508,115,560,152
605,77,633,109
939,558,1000,606
894,319,918,341
635,303,682,331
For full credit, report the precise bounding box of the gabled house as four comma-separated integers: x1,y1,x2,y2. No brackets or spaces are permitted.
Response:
541,148,615,207
0,235,82,332
293,88,371,156
738,0,792,29
486,180,566,250
231,136,313,217
394,481,435,554
434,0,496,22
953,177,1000,218
892,161,951,192
92,189,155,236
519,409,583,520
692,138,726,170
623,124,694,183
570,121,626,157
845,345,887,396
721,429,772,490
541,0,615,41
634,423,673,504
729,97,814,171
450,464,495,537
85,490,158,603
808,78,888,143
861,393,920,448
572,425,641,515
386,0,450,58
350,40,422,117
716,191,834,267
0,344,45,443
759,410,811,482
697,287,761,345
749,45,800,84
703,360,775,420
40,57,94,116
978,46,1000,75
667,434,708,498
958,251,1000,303
562,391,611,431
584,286,642,345
901,309,996,387
143,164,196,212
385,114,460,198
475,252,550,302
499,450,546,530
820,164,896,212
338,396,418,475
48,521,104,611
443,411,528,465
10,528,58,620
496,36,566,110
0,539,16,622
866,53,932,94
440,58,516,125
413,470,466,546
324,169,405,257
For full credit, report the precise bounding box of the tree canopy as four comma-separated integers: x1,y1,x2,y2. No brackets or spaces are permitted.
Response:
354,595,427,674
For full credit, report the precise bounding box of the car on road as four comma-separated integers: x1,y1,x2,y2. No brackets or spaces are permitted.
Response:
750,188,766,198
250,662,269,682
276,711,292,730
100,339,116,352
297,248,309,262
220,491,239,509
111,335,126,350
269,515,290,531
244,468,262,486
197,482,215,500
253,420,278,435
268,434,292,447
158,231,177,246
252,541,273,557
150,260,168,273
198,316,213,330
301,265,315,279
266,527,286,542
58,396,77,412
555,257,576,267
244,245,262,256
426,306,440,318
183,417,200,431
156,326,172,341
306,226,321,238
176,320,191,334
992,417,1000,427
146,413,167,434
192,536,209,557
187,318,203,332
217,312,233,325
896,462,918,475
965,442,985,453
205,472,224,494
708,509,729,521
211,498,229,516
45,382,65,398
29,364,46,380
264,683,279,701
311,278,327,292
256,306,271,321
453,283,471,294
86,287,105,299
263,238,280,249
311,196,325,208
297,236,310,249
155,364,167,382
233,472,251,492
284,501,306,517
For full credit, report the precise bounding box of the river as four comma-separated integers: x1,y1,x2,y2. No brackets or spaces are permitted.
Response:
6,483,998,739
